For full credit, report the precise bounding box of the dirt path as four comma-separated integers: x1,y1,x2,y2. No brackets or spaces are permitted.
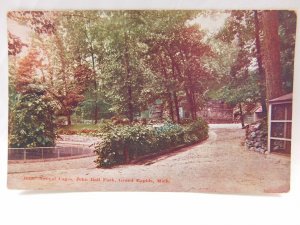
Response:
7,126,290,194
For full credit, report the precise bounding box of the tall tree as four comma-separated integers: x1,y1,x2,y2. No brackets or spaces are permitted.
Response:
43,31,92,125
61,11,106,124
100,11,155,122
214,11,261,126
260,11,283,100
253,10,267,115
15,48,42,93
278,10,297,93
26,15,93,126
144,11,212,122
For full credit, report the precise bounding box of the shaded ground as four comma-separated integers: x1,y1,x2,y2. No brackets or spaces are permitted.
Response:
7,125,290,194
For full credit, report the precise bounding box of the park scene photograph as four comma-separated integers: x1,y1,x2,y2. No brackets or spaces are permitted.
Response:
7,10,296,193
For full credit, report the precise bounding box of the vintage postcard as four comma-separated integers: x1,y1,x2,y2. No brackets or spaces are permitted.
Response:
7,10,296,193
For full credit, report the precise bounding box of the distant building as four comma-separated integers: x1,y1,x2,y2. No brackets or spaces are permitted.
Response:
140,99,163,121
243,105,265,125
141,99,235,123
198,100,234,123
140,99,191,121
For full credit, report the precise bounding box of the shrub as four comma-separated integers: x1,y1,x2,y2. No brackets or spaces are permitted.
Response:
183,118,209,144
97,119,115,133
94,118,208,168
94,124,156,168
9,86,57,148
154,122,184,150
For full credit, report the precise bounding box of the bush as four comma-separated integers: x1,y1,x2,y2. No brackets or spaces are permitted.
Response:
154,122,184,150
183,118,209,144
9,86,57,148
97,119,115,133
94,118,208,168
94,124,156,167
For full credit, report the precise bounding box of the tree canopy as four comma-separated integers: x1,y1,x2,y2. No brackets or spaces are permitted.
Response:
8,10,296,145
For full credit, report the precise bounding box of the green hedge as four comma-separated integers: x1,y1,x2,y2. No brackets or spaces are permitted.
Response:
94,118,208,168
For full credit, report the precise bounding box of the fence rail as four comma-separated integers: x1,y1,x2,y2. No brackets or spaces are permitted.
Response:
8,145,95,161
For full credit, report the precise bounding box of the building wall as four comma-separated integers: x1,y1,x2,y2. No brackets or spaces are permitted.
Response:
198,101,234,123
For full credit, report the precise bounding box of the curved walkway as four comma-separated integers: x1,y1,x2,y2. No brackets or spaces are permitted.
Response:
8,125,290,194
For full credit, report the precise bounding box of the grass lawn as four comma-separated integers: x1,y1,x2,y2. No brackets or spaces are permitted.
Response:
63,124,100,131
58,123,101,135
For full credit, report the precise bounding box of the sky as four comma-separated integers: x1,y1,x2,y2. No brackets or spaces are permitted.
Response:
190,12,229,35
7,18,31,43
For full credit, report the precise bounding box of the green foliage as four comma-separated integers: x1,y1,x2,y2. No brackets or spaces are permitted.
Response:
76,99,114,121
214,74,261,104
183,118,209,144
210,11,262,110
57,120,115,135
154,122,185,149
97,119,115,133
9,85,57,148
94,118,208,168
99,11,158,120
212,10,296,106
8,10,296,150
94,124,156,167
279,11,296,93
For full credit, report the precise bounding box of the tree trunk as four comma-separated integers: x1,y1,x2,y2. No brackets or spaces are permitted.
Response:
167,92,175,122
159,53,174,122
191,89,197,120
84,23,99,124
94,103,98,125
185,71,197,120
261,11,283,101
91,53,99,124
184,87,195,120
127,86,134,122
253,10,267,115
124,32,134,122
239,103,245,128
173,92,180,123
166,47,182,124
67,114,72,126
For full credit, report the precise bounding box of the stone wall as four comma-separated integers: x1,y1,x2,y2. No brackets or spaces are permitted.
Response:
245,120,268,154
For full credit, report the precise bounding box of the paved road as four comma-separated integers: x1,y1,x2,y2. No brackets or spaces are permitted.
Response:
8,125,290,194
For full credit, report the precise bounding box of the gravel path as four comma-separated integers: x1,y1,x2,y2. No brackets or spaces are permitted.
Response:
7,125,290,194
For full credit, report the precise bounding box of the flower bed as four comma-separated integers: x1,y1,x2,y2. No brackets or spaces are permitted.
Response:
94,118,208,168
